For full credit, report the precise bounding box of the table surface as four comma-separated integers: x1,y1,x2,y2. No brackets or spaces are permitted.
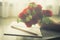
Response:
4,17,60,39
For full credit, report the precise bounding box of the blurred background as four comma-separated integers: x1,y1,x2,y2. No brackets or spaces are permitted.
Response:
0,0,60,40
0,0,60,17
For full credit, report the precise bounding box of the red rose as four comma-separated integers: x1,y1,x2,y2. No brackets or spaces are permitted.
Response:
18,8,28,19
25,21,32,27
37,4,42,9
42,10,53,17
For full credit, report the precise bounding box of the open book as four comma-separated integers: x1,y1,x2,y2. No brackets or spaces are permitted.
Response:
4,21,42,37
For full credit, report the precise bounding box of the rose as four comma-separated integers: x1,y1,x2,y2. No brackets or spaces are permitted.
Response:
42,10,53,17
